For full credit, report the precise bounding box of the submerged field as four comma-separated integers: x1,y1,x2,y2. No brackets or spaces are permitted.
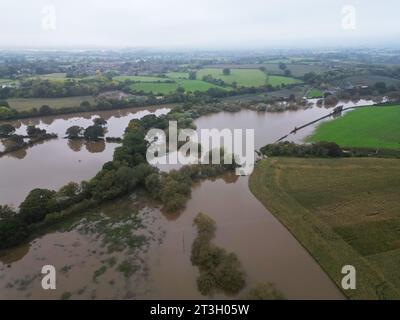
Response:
308,106,400,150
249,157,400,299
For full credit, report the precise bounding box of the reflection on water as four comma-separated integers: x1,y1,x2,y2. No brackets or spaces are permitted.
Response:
85,140,106,153
195,100,376,150
0,106,171,206
3,106,171,138
0,139,118,207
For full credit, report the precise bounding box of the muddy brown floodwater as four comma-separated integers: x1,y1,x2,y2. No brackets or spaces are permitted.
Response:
0,100,376,299
0,106,170,206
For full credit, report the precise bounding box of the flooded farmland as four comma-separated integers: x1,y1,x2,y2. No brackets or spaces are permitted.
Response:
0,100,376,299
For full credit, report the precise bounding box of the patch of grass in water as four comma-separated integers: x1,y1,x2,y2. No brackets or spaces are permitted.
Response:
61,292,72,300
92,265,108,282
117,260,139,278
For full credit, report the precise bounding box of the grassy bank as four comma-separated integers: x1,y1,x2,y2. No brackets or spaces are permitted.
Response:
308,106,400,150
249,157,400,299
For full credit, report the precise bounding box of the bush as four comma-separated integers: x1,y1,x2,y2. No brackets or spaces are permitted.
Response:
0,124,15,137
213,252,246,294
243,283,285,300
260,141,343,158
19,188,57,224
0,217,29,250
197,272,216,295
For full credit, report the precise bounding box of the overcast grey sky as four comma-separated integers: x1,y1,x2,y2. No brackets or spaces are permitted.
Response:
0,0,399,49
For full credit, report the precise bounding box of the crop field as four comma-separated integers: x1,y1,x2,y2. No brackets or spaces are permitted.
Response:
308,106,400,150
250,157,400,299
129,79,224,94
7,96,96,111
196,68,267,87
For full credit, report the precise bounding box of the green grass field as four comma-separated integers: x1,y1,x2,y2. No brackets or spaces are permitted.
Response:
7,96,96,111
263,63,327,77
196,68,267,87
307,88,324,98
129,79,224,94
267,75,302,86
0,79,18,86
29,73,68,82
113,75,171,82
308,106,400,150
249,157,400,299
165,72,188,79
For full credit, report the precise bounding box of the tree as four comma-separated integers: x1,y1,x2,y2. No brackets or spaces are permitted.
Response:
27,125,46,137
80,100,91,107
0,123,15,137
0,100,9,108
374,82,387,94
213,252,245,294
0,217,29,250
84,125,105,140
0,106,15,119
284,69,292,76
223,68,231,76
58,182,81,198
188,71,197,80
176,86,185,94
145,173,162,199
66,125,84,139
19,188,57,224
279,62,287,70
90,166,138,201
39,105,53,115
197,272,216,295
0,205,16,219
4,134,25,151
93,117,107,127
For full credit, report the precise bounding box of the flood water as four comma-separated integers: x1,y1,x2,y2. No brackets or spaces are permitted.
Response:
0,106,170,206
0,99,376,299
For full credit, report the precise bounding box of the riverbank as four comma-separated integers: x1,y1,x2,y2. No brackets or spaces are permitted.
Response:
249,157,400,299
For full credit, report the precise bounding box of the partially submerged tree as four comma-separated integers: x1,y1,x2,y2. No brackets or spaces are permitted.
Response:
0,123,15,137
65,125,84,139
84,125,105,140
93,117,107,127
